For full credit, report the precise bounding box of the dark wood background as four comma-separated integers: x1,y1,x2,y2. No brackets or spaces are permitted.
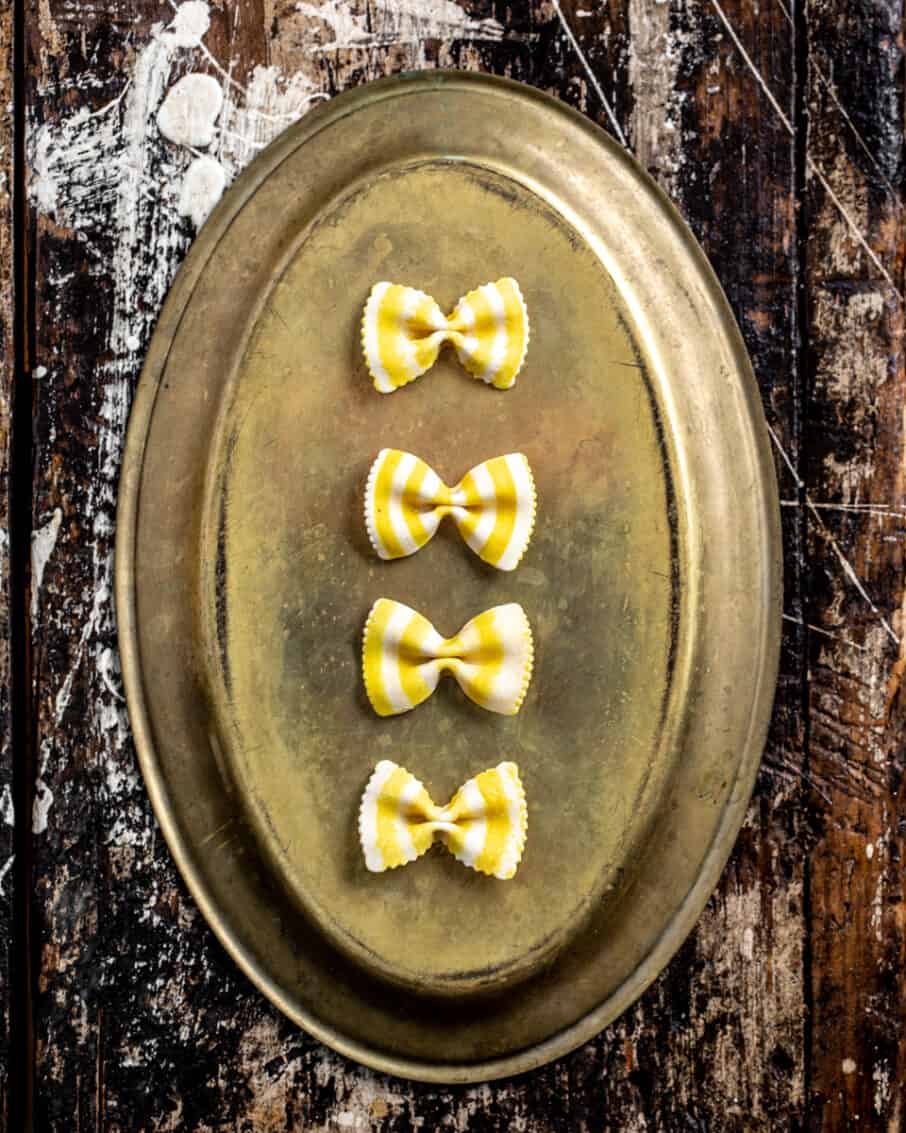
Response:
2,0,904,1127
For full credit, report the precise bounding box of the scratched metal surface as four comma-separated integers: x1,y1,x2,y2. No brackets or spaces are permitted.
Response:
14,0,906,1128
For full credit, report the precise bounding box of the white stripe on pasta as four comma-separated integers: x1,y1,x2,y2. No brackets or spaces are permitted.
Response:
398,287,422,380
455,779,488,867
388,451,420,556
461,460,497,555
479,283,507,385
364,283,395,393
496,454,535,571
380,605,420,713
484,605,530,714
454,300,478,366
495,764,523,878
359,760,396,871
394,775,420,863
418,466,443,503
364,449,390,558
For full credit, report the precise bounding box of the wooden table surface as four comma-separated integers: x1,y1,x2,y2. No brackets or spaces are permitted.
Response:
2,0,904,1128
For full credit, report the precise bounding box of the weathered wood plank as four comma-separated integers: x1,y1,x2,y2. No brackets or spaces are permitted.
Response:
610,2,806,1125
0,0,13,1124
803,1,906,1126
23,0,807,1129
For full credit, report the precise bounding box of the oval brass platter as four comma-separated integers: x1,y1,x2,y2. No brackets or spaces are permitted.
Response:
117,72,781,1082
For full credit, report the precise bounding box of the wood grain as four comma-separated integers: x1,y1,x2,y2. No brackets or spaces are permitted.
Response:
804,1,906,1126
10,0,902,1129
0,0,13,1124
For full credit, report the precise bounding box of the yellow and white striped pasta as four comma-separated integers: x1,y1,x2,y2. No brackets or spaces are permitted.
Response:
359,760,527,879
362,598,533,717
361,279,529,393
365,449,536,571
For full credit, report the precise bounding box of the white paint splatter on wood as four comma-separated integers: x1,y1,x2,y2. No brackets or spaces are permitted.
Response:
178,154,226,227
24,0,331,877
157,73,224,148
0,783,12,826
33,777,54,835
31,506,62,619
164,0,211,47
215,64,324,187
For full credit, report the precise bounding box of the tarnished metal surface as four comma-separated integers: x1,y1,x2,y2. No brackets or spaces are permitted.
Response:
116,73,780,1081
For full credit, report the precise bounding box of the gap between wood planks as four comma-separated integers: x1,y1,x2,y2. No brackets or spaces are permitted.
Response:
791,0,815,1114
10,0,35,1122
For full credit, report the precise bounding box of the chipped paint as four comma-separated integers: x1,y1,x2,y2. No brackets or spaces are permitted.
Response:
0,856,12,898
0,783,12,827
33,778,54,835
628,0,682,186
874,1060,892,1115
31,506,62,619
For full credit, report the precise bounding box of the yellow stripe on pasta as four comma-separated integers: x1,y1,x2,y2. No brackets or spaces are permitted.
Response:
450,468,483,545
473,770,510,876
359,761,528,879
496,277,529,389
448,608,505,711
362,599,533,717
400,456,431,550
361,278,530,393
375,764,416,869
361,599,398,717
363,450,536,571
371,449,406,559
454,285,495,380
376,284,417,386
396,609,436,710
477,456,517,567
